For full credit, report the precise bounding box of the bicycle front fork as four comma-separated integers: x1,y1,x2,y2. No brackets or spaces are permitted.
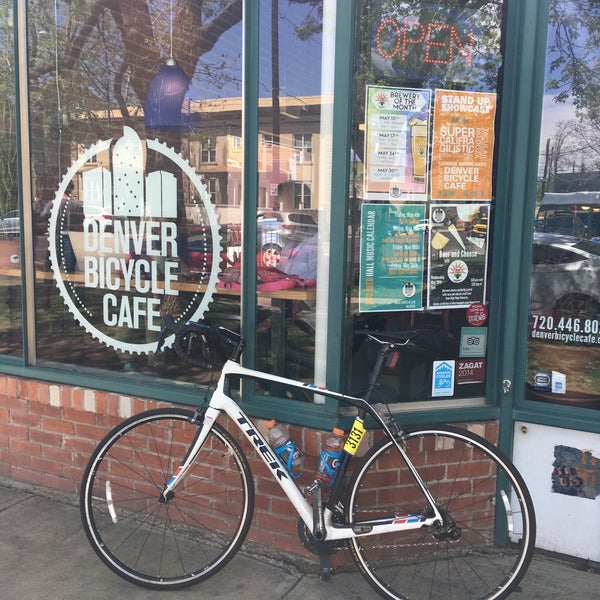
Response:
159,406,209,503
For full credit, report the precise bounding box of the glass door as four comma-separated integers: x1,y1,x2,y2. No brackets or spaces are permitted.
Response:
525,2,600,411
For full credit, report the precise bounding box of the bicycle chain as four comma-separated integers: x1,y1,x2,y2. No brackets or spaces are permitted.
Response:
349,504,449,551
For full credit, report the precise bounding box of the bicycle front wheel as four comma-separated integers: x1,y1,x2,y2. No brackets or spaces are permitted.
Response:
80,408,254,590
345,425,536,600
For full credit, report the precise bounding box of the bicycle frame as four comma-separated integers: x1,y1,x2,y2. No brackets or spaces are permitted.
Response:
161,358,443,542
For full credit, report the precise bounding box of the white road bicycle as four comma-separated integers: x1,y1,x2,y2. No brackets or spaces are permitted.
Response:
80,318,536,600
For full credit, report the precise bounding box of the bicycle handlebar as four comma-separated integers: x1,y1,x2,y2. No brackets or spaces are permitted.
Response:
158,314,421,372
157,315,245,366
359,329,421,347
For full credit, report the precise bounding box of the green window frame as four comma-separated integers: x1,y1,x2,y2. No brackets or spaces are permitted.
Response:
4,1,596,437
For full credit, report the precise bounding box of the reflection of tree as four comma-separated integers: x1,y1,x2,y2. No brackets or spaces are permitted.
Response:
547,0,600,124
0,5,17,215
542,2,600,193
24,0,244,204
20,0,324,205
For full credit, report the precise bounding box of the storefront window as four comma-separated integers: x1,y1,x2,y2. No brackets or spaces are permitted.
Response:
0,3,22,357
526,1,600,410
27,0,242,382
346,1,504,406
251,0,328,381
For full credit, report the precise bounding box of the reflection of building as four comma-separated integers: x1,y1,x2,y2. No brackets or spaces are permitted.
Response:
552,170,600,193
74,95,322,227
182,95,321,224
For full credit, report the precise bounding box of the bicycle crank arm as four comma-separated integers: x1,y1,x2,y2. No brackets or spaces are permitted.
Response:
307,480,325,541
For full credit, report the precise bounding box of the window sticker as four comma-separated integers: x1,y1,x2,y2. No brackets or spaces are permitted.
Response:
427,203,490,309
532,371,567,395
48,126,221,355
364,86,431,200
432,360,455,397
430,89,497,201
460,326,487,357
456,359,486,384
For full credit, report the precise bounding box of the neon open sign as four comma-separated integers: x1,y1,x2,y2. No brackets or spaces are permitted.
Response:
374,7,474,70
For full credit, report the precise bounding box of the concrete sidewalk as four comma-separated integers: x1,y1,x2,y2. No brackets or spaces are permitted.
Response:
0,483,597,600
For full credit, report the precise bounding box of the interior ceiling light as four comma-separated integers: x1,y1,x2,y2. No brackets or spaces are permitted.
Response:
144,0,190,130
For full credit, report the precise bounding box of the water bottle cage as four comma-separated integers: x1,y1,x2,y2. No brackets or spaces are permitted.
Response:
275,442,302,479
319,450,342,485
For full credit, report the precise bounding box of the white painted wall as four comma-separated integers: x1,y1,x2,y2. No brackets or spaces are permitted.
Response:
512,422,599,561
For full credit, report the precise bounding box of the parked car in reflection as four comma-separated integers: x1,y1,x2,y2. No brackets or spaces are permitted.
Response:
0,210,20,236
257,210,318,245
530,232,600,317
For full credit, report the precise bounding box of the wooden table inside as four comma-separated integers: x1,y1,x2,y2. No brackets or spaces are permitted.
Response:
0,267,315,373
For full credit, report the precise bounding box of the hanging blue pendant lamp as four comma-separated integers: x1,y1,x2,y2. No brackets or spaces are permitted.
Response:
144,57,189,129
144,1,190,130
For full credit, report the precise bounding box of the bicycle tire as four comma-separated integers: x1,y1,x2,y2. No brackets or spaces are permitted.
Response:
345,424,536,600
80,408,254,590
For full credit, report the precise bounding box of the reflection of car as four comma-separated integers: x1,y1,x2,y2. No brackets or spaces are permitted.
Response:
530,232,600,316
257,210,318,244
0,210,20,235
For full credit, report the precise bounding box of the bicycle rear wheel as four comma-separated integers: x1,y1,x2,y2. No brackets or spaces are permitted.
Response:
345,425,535,600
80,408,254,589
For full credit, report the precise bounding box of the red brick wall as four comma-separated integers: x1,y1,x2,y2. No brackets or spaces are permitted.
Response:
0,374,499,569
0,374,326,564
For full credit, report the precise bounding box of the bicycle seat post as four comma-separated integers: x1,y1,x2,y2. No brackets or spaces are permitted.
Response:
362,338,393,405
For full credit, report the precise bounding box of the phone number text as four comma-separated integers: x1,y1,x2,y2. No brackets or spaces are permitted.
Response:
530,315,600,345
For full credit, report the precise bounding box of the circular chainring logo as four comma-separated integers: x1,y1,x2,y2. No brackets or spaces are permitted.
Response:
48,126,221,354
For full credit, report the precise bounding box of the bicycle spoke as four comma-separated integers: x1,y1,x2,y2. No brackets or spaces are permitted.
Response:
81,409,254,590
346,426,535,600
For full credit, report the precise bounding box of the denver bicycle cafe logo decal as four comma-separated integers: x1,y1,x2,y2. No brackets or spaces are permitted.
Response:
48,126,221,354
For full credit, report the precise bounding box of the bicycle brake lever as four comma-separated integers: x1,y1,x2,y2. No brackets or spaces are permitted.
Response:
156,327,169,354
156,315,177,354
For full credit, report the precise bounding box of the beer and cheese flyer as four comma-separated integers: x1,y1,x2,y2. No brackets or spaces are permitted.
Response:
427,203,490,309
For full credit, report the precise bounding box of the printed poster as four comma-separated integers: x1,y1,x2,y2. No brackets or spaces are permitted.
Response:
364,86,431,200
427,203,490,309
430,90,497,201
359,203,426,312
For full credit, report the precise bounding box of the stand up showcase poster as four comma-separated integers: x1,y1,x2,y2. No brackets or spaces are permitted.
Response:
430,90,497,201
427,204,490,309
364,86,431,201
359,203,426,312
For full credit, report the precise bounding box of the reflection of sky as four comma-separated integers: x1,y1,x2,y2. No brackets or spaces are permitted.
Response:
189,0,322,100
539,94,576,146
539,16,600,150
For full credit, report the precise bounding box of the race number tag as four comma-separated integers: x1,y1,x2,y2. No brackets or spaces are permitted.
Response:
344,418,366,455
